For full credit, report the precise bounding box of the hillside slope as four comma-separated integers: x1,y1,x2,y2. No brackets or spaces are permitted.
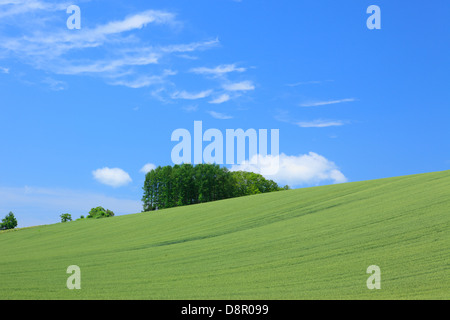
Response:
1,170,449,299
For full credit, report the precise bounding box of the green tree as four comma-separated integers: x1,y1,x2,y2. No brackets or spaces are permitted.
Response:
142,163,288,212
0,212,18,230
60,213,72,222
87,207,114,219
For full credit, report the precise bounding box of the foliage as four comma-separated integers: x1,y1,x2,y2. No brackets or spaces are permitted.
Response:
60,213,72,223
87,207,115,219
142,163,287,211
0,212,17,230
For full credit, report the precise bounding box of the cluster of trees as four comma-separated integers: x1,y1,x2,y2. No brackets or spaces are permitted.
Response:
86,207,114,219
0,212,17,230
60,207,115,222
142,163,289,211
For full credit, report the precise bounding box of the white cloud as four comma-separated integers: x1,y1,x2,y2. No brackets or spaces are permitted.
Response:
296,120,345,128
109,74,166,88
275,110,347,129
209,93,230,104
0,6,220,91
286,80,334,87
42,77,67,91
140,163,157,174
56,54,160,75
223,80,255,91
190,64,246,77
3,10,177,57
182,105,199,112
300,98,356,107
160,38,219,54
171,89,213,100
176,54,199,60
92,167,132,187
0,0,69,18
93,10,176,36
0,66,9,73
207,110,233,119
230,152,347,187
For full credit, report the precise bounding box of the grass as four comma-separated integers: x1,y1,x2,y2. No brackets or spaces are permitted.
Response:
0,170,449,299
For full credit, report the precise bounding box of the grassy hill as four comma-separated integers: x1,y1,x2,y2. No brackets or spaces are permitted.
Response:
1,170,449,299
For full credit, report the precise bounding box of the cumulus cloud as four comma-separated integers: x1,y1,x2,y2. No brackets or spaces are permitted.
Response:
230,152,347,187
92,167,132,187
140,163,157,174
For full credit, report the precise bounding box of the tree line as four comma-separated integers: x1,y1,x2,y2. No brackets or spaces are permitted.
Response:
142,163,289,211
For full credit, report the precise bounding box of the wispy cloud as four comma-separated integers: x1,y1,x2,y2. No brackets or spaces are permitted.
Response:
171,89,213,100
94,10,177,35
0,66,9,73
207,110,233,119
299,98,356,107
109,75,164,89
0,0,69,19
223,80,255,91
159,38,220,54
42,77,67,91
0,4,220,93
182,105,199,112
54,54,159,75
296,120,345,128
190,62,254,103
286,80,334,87
275,110,347,129
190,64,246,77
209,93,230,104
1,10,178,59
109,70,176,88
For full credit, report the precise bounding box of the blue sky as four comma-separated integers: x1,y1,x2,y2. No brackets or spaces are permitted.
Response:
0,0,449,227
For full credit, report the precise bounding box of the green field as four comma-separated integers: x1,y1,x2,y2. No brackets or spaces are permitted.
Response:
1,170,449,299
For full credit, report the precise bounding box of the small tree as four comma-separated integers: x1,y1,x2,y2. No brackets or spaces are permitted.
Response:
0,212,18,230
60,213,72,222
